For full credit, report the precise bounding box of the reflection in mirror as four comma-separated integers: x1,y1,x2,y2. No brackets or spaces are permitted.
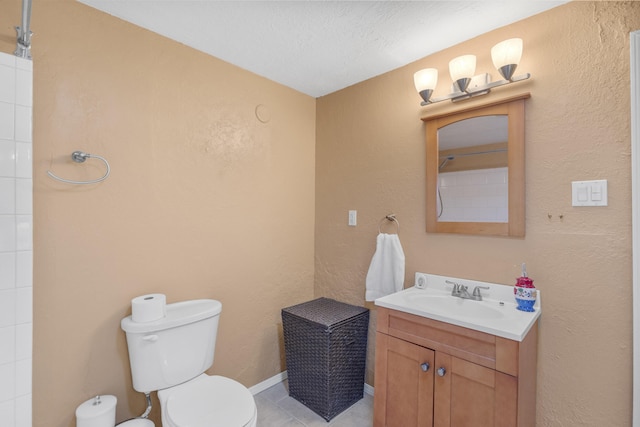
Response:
437,115,508,223
423,94,529,237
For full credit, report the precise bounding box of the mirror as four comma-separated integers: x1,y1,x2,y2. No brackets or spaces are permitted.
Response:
438,115,508,222
423,94,529,237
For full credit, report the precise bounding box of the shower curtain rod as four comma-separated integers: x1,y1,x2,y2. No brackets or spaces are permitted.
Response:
15,0,32,59
438,148,507,159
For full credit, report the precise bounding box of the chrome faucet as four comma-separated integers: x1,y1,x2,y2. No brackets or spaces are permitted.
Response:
447,280,489,301
471,285,490,301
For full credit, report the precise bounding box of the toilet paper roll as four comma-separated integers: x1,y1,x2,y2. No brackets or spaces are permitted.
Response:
131,293,167,323
76,395,116,427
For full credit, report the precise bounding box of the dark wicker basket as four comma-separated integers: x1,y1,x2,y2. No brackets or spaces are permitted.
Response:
282,297,369,421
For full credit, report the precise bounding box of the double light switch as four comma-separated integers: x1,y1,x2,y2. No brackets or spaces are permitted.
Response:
572,180,608,206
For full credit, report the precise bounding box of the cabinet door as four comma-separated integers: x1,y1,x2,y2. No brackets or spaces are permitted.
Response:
374,333,435,427
433,353,518,427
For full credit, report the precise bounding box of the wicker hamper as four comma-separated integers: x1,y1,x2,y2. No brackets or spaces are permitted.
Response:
281,297,369,422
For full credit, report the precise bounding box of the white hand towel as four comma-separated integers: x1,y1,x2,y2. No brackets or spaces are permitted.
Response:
365,233,405,301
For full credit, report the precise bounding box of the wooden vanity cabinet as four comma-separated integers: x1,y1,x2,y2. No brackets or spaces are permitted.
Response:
373,307,537,427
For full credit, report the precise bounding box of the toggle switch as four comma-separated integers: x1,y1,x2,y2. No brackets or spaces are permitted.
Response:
348,210,357,226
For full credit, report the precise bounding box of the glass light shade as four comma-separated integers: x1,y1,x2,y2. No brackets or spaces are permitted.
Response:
414,68,438,92
491,38,523,69
449,55,476,82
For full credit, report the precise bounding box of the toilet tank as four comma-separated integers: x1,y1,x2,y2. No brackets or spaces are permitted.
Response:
121,299,222,393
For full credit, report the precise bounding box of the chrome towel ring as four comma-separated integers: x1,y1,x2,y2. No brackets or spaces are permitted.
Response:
378,214,400,234
47,151,111,185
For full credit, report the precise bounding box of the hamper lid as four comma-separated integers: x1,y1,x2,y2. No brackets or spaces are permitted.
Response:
282,298,369,328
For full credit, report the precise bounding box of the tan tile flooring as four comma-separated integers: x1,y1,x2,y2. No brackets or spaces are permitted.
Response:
254,381,373,426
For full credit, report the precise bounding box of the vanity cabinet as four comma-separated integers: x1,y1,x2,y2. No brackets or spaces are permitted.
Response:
373,307,537,427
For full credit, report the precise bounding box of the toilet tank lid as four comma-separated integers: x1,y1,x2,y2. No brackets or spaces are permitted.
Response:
121,299,222,333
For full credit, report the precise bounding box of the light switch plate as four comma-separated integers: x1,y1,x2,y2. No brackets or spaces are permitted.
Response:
348,210,357,226
572,180,608,206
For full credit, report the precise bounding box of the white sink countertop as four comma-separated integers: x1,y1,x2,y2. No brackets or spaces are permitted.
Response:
374,272,541,342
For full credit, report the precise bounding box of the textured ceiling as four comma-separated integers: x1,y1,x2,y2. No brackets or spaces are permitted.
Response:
77,1,566,98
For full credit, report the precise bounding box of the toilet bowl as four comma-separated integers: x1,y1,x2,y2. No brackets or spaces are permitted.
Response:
158,374,257,427
121,298,257,427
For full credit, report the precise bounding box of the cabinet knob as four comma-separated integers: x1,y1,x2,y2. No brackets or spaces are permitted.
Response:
437,367,446,377
420,362,430,372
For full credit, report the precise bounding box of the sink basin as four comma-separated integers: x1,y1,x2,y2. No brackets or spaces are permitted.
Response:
375,273,541,341
401,293,504,320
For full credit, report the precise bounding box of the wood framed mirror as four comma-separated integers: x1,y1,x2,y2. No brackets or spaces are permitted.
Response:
423,93,529,237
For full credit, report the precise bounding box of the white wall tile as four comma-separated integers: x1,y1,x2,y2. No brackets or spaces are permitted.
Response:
14,358,30,396
15,288,31,325
0,362,15,402
15,179,31,216
0,215,16,252
0,326,15,364
15,252,31,288
438,167,508,223
0,53,16,68
15,323,31,361
15,58,31,72
0,178,15,214
0,103,15,141
15,216,31,251
0,66,16,104
0,252,15,290
14,106,31,143
15,144,31,179
487,170,507,185
0,399,15,426
15,394,30,427
0,141,16,177
0,53,33,427
14,70,31,108
0,289,16,328
0,50,32,427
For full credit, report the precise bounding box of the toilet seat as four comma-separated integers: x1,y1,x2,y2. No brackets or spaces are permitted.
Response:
163,375,256,427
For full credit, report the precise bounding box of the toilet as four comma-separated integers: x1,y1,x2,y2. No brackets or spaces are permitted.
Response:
121,299,257,427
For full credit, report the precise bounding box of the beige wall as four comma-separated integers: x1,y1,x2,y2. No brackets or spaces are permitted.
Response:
1,0,316,426
316,1,638,426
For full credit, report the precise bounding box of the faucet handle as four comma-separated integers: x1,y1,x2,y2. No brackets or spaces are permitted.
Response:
472,285,490,298
446,280,460,295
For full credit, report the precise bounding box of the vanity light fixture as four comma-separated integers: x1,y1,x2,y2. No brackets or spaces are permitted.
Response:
414,38,530,106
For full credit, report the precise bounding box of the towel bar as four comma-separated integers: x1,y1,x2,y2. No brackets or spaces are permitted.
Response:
378,214,399,234
47,151,111,185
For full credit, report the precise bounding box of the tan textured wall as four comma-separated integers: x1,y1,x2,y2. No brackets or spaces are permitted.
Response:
316,2,638,426
1,1,315,426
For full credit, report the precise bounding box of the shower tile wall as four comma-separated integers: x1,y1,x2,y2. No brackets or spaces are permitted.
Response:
0,51,33,427
438,167,508,223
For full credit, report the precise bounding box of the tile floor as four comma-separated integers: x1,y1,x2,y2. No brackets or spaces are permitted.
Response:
254,381,374,426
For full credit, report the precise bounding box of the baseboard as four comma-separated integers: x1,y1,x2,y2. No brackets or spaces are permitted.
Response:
249,370,374,397
249,370,288,395
364,382,374,396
